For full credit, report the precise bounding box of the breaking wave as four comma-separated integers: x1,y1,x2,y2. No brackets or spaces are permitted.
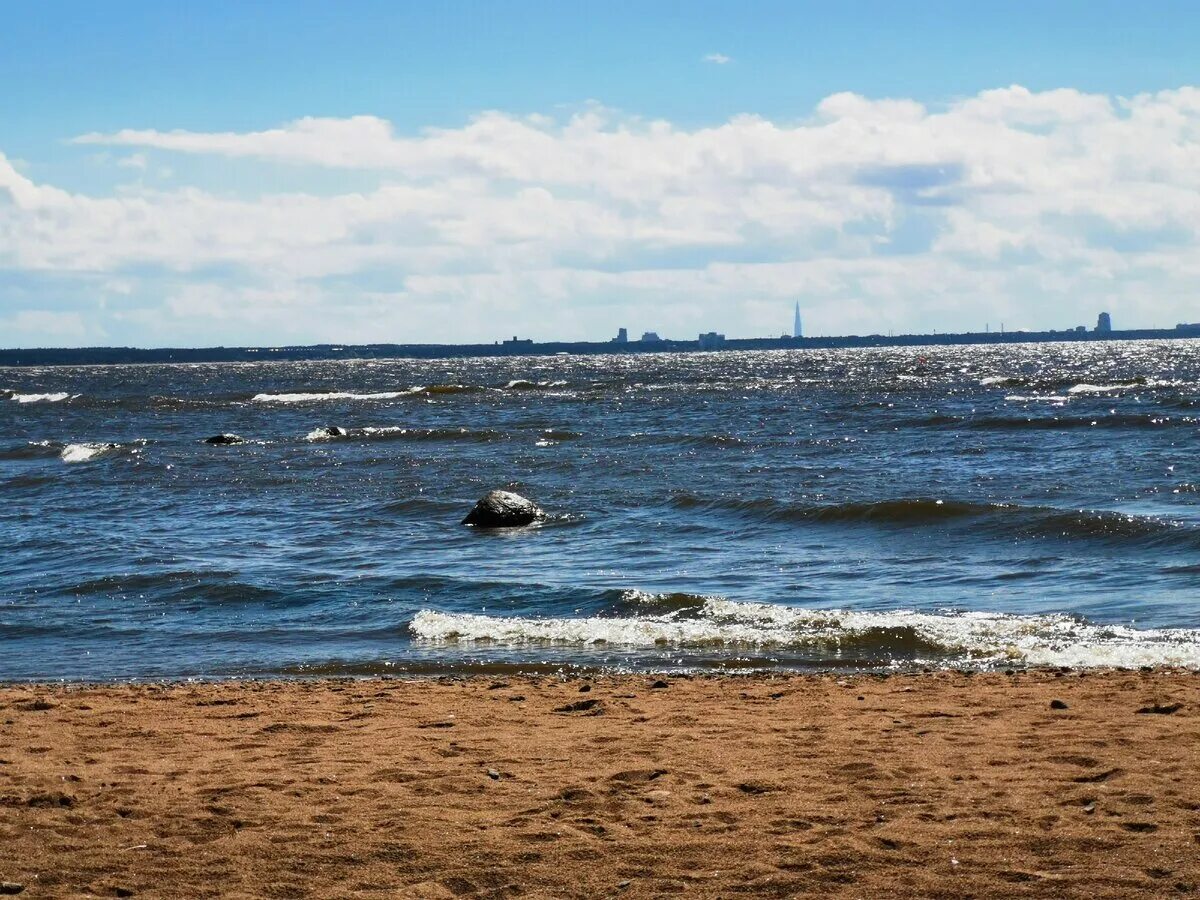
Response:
410,599,1200,669
504,379,569,390
59,441,140,464
304,425,502,442
252,389,420,403
9,392,76,403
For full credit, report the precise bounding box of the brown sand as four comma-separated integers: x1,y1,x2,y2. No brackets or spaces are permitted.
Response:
1,671,1198,899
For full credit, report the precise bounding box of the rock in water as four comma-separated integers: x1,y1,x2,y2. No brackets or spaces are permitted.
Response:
311,426,348,439
203,433,245,445
461,490,544,527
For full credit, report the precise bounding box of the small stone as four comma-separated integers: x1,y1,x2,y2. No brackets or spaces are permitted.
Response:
553,698,602,714
578,684,591,693
650,680,669,689
115,889,135,898
486,769,500,780
1137,702,1183,715
1050,699,1069,710
0,884,25,896
202,433,244,445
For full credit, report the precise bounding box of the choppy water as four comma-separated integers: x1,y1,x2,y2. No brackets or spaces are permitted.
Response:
3,340,1200,680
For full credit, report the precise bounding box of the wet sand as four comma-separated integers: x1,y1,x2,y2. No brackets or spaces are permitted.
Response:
1,671,1198,898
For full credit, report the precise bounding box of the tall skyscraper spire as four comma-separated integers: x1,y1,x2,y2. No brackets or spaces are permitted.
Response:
793,302,803,338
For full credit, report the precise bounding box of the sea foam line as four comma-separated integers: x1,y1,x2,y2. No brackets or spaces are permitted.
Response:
252,389,420,403
410,598,1200,669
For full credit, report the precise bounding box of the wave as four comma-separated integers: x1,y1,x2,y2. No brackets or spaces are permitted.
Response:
0,440,63,461
410,599,1200,669
253,389,420,403
981,375,1188,395
503,379,569,390
1067,379,1183,394
7,438,149,464
666,493,1200,548
911,412,1194,430
59,441,143,464
304,425,503,443
670,494,988,525
9,392,76,404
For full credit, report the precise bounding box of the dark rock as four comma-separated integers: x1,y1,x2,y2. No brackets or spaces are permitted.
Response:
1137,702,1183,715
650,680,669,690
0,883,25,896
553,698,602,714
738,780,776,795
1050,699,1069,710
461,490,544,528
578,684,591,693
203,434,244,445
486,768,500,780
311,426,348,439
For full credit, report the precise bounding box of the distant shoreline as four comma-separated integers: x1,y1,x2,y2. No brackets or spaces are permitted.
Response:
3,325,1200,367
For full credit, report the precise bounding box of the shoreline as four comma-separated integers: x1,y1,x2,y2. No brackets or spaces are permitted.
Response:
3,670,1198,898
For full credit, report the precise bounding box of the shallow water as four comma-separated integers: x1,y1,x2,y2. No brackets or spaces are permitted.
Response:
3,340,1200,679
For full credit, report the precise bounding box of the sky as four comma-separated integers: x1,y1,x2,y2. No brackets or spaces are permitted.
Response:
3,1,1200,348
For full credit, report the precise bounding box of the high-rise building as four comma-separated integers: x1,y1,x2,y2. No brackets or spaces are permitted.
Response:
793,303,803,338
1096,312,1112,334
612,327,628,343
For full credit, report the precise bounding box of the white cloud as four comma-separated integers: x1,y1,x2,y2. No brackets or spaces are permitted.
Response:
3,85,1200,345
703,53,732,65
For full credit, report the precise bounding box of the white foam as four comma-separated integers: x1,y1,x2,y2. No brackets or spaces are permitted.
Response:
1005,395,1070,403
1068,380,1183,395
60,442,117,463
504,379,568,389
305,425,407,441
253,390,416,403
409,598,1200,669
12,392,73,403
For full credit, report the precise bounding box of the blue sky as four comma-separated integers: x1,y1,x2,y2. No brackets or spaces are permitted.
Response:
3,1,1200,347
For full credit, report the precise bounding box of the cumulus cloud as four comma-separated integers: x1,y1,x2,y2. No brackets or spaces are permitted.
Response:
703,53,732,65
4,85,1200,345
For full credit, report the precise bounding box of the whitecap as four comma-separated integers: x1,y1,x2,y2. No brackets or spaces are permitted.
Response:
60,442,119,463
253,389,416,403
12,392,74,403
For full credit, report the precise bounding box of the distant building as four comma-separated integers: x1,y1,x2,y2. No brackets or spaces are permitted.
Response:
1176,323,1200,333
612,327,628,343
503,335,533,346
793,303,803,338
698,331,726,350
1095,312,1112,334
1075,325,1087,333
640,332,661,342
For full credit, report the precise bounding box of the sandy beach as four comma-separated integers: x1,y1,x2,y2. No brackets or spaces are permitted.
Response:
1,671,1198,898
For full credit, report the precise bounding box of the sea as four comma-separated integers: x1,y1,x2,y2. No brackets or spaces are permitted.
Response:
3,340,1200,680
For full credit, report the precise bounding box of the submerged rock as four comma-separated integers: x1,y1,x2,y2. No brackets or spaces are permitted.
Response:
203,433,245,445
461,490,544,527
310,426,348,439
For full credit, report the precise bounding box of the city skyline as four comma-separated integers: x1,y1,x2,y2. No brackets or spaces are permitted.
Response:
4,2,1200,348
